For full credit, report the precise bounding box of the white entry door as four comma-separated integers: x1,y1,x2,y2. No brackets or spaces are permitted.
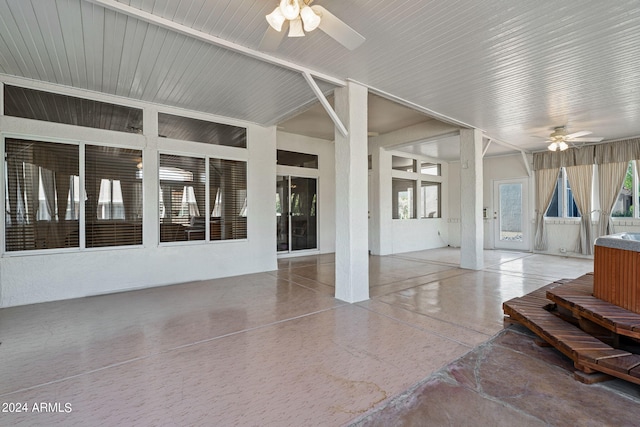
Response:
493,178,529,251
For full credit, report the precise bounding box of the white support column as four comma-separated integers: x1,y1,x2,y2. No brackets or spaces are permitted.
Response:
460,129,484,270
334,81,369,303
143,107,159,247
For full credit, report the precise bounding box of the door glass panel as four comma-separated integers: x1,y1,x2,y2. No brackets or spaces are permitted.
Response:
499,183,523,242
276,176,289,252
291,177,317,251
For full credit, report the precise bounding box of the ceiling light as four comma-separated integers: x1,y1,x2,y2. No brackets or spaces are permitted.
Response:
558,141,569,151
548,142,558,151
266,0,322,38
288,17,305,37
279,0,300,20
266,6,286,31
300,5,321,31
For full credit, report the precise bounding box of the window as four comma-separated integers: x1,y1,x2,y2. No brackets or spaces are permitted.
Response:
612,161,638,218
420,162,441,176
392,178,415,219
159,155,247,243
159,155,206,242
421,182,441,218
4,85,143,133
85,146,143,247
158,113,246,148
545,168,580,218
210,159,247,240
5,139,80,251
392,156,416,172
277,150,318,168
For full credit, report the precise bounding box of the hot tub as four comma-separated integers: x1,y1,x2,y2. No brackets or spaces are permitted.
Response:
594,232,640,313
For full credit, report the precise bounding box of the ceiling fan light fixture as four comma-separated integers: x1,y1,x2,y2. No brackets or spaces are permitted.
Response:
288,17,305,37
266,7,286,31
300,5,321,31
279,0,300,20
548,142,558,151
558,141,569,151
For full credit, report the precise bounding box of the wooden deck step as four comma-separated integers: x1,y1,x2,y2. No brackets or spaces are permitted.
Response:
504,275,640,386
547,274,640,340
504,294,629,364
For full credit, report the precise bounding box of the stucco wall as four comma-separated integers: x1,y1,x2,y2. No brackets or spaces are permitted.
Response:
0,78,277,307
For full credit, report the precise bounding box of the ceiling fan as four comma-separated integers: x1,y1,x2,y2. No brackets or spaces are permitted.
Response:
545,126,603,151
261,0,365,51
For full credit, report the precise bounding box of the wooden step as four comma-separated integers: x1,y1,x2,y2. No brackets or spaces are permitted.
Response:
547,274,640,340
503,278,640,386
504,295,629,364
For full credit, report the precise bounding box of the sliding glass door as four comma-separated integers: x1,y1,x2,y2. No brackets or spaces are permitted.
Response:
277,175,317,252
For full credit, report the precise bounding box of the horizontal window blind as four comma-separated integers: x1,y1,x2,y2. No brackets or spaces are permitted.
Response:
276,150,318,168
85,146,143,248
159,154,206,242
5,139,79,251
4,85,143,134
158,113,246,148
210,159,247,240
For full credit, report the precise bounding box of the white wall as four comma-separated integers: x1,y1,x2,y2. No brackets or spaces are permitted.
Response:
276,131,336,254
370,146,449,255
448,153,532,249
0,77,277,307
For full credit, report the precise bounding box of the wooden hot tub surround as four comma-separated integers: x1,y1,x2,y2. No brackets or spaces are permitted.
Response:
593,238,640,314
504,233,640,385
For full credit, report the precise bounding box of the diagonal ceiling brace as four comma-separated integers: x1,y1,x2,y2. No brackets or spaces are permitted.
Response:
485,134,532,176
520,150,532,177
302,72,348,138
482,138,492,157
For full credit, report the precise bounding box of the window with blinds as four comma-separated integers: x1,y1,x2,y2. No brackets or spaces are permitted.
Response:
85,146,143,247
210,159,247,240
158,113,247,148
4,85,143,134
5,139,80,251
276,150,318,168
159,154,206,242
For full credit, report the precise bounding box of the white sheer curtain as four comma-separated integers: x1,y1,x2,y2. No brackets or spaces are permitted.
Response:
565,165,594,255
597,162,628,238
534,168,560,251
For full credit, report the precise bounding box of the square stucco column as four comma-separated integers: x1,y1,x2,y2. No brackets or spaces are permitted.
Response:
334,81,369,303
460,128,484,270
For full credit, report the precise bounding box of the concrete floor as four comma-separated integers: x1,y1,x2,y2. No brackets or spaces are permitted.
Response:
2,248,635,426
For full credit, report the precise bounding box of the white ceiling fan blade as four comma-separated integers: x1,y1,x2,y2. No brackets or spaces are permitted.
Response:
568,137,604,143
259,22,289,51
565,130,592,139
312,5,365,50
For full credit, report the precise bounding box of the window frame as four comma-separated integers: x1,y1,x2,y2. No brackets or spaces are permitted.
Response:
157,150,248,246
544,167,581,219
2,136,146,254
611,160,640,220
420,181,441,219
390,153,444,221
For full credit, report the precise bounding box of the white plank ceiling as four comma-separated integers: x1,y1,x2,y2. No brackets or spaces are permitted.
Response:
1,0,640,157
